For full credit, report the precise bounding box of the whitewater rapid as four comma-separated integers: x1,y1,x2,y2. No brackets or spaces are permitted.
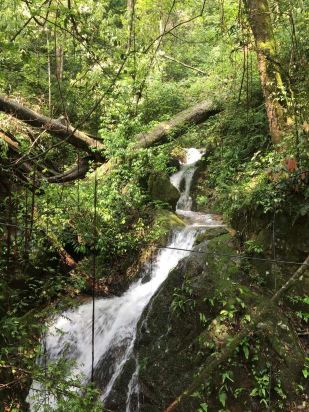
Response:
27,148,222,411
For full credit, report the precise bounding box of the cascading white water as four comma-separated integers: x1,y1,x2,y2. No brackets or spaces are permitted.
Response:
27,148,222,411
170,148,202,211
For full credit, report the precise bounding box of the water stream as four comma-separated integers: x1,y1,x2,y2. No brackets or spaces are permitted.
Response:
27,148,222,411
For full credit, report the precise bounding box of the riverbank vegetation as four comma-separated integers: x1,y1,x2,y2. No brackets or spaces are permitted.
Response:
0,0,308,410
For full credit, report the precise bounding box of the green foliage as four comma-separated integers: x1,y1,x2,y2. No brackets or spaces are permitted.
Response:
27,358,104,412
171,281,195,314
303,358,309,379
244,240,264,254
250,368,270,406
0,0,308,409
198,402,209,412
288,295,309,323
190,99,309,221
139,79,187,123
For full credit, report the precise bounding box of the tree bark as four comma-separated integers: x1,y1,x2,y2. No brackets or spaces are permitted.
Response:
245,0,286,144
133,100,220,150
0,95,105,156
47,156,93,183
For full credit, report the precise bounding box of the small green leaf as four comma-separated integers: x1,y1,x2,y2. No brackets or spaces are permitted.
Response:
250,388,258,396
222,371,234,383
244,314,251,322
198,403,208,412
243,345,249,359
219,391,227,407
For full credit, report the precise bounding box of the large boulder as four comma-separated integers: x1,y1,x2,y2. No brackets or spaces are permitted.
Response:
148,172,180,210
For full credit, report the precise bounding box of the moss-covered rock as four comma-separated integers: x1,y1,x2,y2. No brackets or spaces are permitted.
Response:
133,231,245,411
148,172,180,210
150,209,186,248
131,231,307,411
155,209,185,228
104,225,307,411
195,226,228,244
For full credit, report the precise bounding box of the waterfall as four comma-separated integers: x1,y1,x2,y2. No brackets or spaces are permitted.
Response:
170,147,202,211
27,148,222,411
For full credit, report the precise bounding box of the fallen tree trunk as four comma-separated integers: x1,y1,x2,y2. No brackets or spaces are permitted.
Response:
0,129,19,150
94,101,222,177
165,255,309,412
1,97,220,183
0,95,105,156
133,100,220,149
95,100,220,177
0,128,90,184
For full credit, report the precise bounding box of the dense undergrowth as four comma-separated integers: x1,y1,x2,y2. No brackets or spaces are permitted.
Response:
186,93,309,221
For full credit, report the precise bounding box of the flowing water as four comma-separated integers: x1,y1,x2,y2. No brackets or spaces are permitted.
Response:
27,148,222,411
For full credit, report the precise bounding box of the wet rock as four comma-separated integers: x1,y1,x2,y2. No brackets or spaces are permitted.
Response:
167,157,181,171
195,226,229,244
104,357,137,411
148,172,180,210
133,232,240,411
131,231,307,411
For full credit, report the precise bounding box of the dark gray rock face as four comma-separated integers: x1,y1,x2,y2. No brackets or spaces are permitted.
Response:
105,242,208,411
104,236,210,412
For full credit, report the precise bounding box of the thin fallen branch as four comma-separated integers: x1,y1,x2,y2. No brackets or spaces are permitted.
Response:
0,127,93,183
10,0,51,41
0,129,46,185
160,53,207,75
13,129,46,166
165,255,309,412
36,214,83,272
0,129,19,150
47,156,93,183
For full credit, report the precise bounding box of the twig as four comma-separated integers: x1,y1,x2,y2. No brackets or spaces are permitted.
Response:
160,53,207,75
143,0,207,53
13,130,47,166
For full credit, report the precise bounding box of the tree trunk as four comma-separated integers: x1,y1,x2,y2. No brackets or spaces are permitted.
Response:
1,98,220,183
55,45,64,82
0,95,105,156
133,100,220,149
245,0,286,144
